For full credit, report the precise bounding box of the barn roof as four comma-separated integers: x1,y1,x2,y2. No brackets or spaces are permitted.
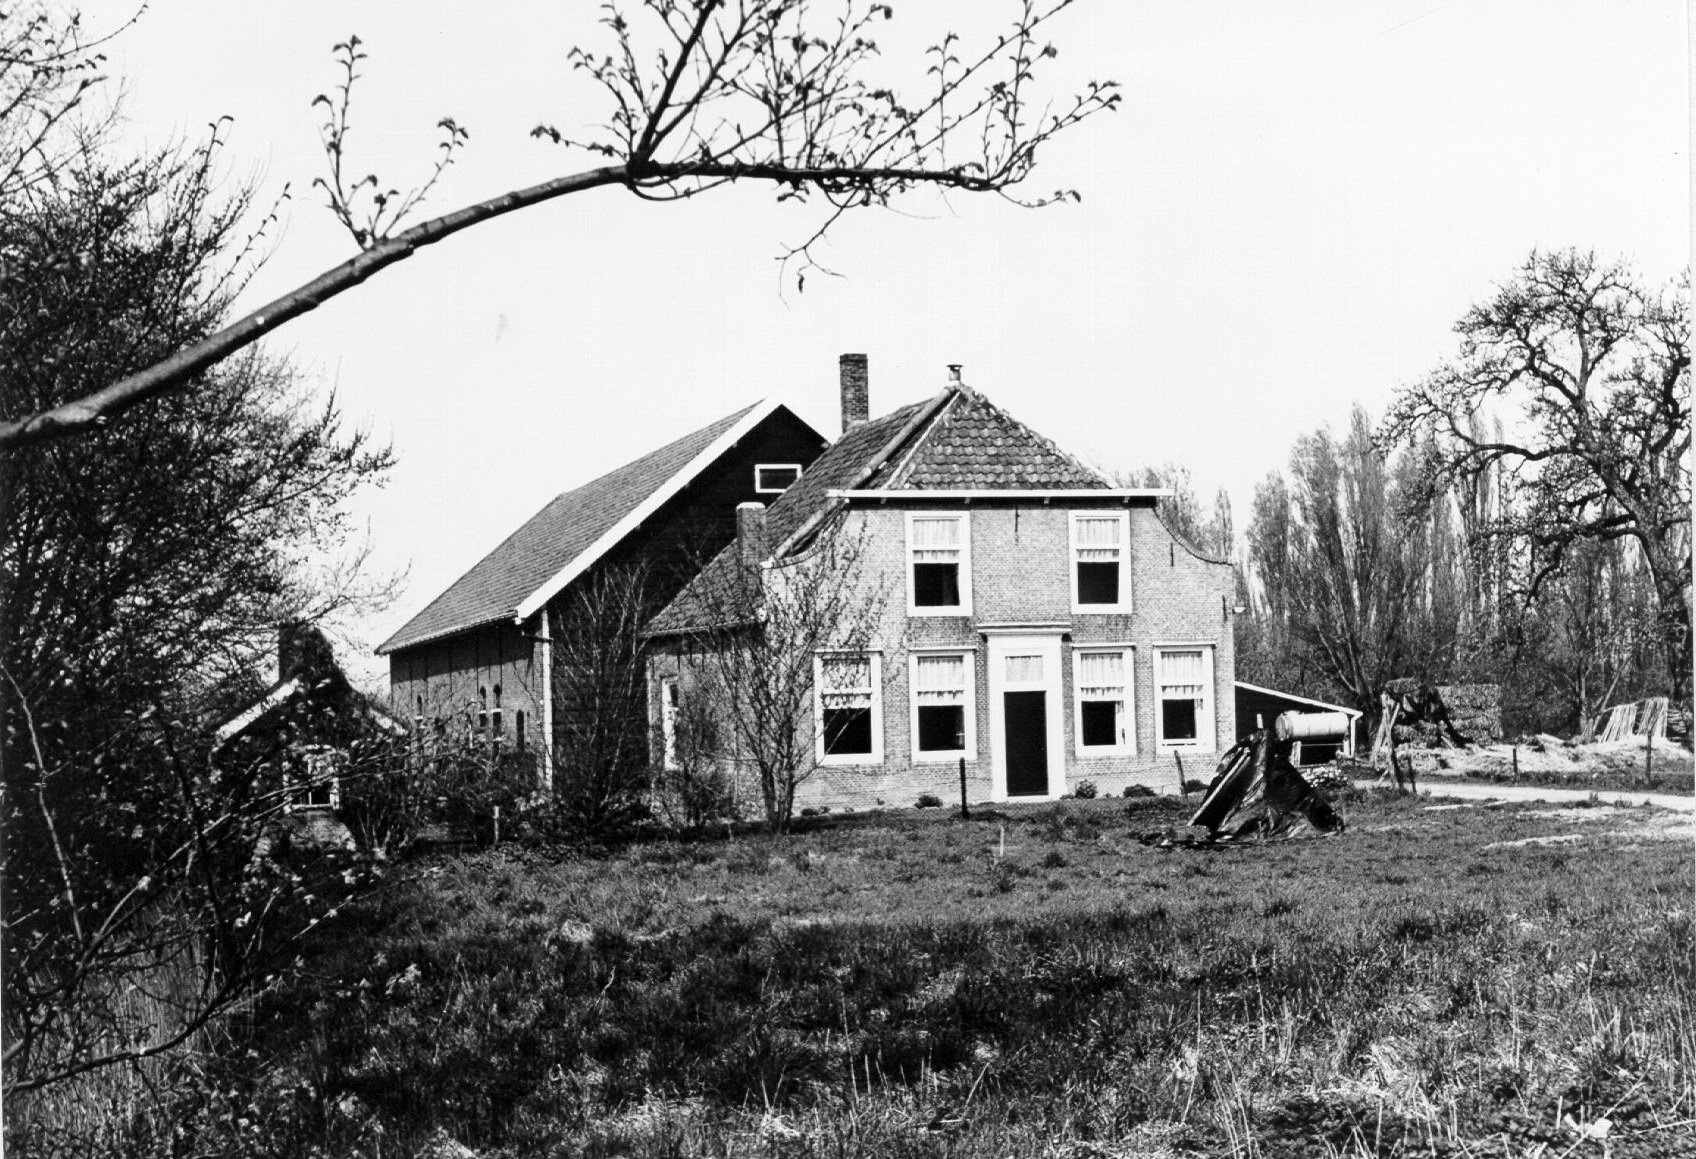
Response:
378,400,789,654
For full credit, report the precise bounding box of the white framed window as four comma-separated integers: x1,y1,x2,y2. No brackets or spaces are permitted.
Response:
907,513,972,615
1071,512,1130,612
755,463,803,494
287,746,341,812
815,652,883,764
1073,647,1134,755
909,651,976,761
659,676,680,770
1154,645,1215,752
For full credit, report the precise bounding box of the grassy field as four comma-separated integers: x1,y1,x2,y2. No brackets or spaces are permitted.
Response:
56,790,1695,1158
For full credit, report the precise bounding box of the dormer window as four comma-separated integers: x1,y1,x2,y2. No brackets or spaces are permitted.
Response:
754,464,802,494
1071,512,1130,612
907,513,971,615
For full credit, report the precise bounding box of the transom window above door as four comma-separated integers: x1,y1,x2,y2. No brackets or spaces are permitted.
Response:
907,513,971,614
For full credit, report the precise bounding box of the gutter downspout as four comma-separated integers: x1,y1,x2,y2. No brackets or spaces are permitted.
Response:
538,611,554,794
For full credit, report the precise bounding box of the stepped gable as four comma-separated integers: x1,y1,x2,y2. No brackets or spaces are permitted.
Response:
876,387,1109,490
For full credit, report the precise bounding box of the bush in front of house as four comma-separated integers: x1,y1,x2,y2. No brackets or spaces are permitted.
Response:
915,793,944,809
1071,780,1098,800
1122,784,1155,798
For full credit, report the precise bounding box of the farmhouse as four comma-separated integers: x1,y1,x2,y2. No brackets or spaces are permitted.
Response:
648,357,1240,809
214,622,408,848
378,399,827,787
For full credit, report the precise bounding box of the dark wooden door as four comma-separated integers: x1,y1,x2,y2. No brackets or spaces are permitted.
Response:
1003,690,1049,797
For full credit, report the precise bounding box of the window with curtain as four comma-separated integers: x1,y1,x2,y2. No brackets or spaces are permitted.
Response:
1074,648,1131,752
1156,647,1212,747
909,514,968,611
819,654,879,759
1073,513,1127,608
913,652,971,756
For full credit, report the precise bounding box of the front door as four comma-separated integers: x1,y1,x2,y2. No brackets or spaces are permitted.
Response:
987,632,1065,800
1003,690,1049,796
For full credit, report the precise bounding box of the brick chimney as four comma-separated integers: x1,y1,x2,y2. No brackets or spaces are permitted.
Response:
839,352,869,431
947,363,963,386
736,501,768,571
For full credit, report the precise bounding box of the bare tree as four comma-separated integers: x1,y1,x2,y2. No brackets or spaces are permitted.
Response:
1244,407,1438,715
681,513,887,833
1,0,1119,448
1381,250,1691,701
547,564,658,834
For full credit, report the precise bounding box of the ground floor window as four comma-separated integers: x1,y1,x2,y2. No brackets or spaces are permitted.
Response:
911,651,975,759
1073,647,1133,754
659,676,680,770
817,653,882,763
1155,646,1215,751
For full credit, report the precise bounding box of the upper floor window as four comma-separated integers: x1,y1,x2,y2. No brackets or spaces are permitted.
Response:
288,746,341,812
1073,647,1133,755
1071,512,1129,612
816,652,883,764
1155,645,1215,752
911,651,975,761
755,464,802,494
908,513,971,614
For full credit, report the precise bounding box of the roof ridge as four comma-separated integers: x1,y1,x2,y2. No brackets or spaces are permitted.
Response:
878,387,963,489
377,399,778,654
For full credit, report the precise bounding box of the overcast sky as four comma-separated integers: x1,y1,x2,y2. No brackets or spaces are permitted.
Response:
97,0,1688,683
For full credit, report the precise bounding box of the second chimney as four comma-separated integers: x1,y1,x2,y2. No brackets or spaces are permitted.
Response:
736,501,768,571
839,352,869,432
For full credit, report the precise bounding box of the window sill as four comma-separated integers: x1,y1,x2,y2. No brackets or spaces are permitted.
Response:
819,754,883,766
908,608,973,617
914,751,975,763
1071,605,1132,616
1075,746,1136,758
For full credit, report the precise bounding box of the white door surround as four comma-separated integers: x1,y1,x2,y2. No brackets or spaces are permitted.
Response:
985,630,1066,801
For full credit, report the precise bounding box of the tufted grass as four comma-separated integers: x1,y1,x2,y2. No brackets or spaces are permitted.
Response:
102,792,1696,1157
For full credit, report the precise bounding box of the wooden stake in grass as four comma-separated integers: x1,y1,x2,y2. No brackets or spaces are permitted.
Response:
959,756,969,820
1176,752,1187,799
1644,726,1654,787
1512,745,1519,780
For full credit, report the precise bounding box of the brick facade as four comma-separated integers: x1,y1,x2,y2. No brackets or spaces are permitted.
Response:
651,499,1238,812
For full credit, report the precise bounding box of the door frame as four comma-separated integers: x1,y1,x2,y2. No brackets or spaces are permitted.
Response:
986,630,1066,801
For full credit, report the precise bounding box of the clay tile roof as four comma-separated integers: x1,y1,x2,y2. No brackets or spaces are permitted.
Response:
379,402,769,654
649,383,1106,637
647,399,935,636
876,388,1108,490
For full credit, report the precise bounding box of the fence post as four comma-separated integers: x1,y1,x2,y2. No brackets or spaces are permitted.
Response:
959,756,969,819
1175,751,1187,799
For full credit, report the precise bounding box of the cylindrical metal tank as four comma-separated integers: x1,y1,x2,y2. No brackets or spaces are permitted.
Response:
1274,710,1352,742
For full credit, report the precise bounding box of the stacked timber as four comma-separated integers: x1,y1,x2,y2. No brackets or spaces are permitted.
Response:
1594,696,1670,743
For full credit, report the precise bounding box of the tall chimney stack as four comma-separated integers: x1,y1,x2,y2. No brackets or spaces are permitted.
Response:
736,501,768,571
839,352,869,432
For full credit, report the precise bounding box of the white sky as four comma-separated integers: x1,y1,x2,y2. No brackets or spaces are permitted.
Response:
96,0,1689,684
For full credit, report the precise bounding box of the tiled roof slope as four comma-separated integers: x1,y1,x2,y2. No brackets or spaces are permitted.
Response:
379,403,761,654
646,398,936,635
876,387,1108,490
649,383,1108,636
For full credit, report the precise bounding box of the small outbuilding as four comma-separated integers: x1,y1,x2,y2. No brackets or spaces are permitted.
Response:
1233,681,1362,767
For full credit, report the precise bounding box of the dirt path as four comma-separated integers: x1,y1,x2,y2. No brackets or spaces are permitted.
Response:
1357,780,1695,812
